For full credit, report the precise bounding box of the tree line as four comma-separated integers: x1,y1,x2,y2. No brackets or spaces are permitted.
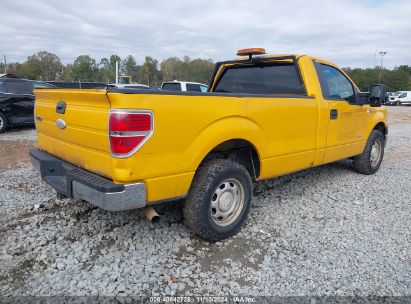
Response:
1,51,410,91
343,66,411,92
0,51,215,87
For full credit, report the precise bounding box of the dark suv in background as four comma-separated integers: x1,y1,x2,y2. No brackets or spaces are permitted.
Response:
0,78,55,132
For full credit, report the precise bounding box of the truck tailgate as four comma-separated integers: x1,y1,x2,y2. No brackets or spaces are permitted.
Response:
34,89,112,178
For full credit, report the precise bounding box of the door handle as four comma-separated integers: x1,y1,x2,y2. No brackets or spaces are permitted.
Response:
330,109,338,120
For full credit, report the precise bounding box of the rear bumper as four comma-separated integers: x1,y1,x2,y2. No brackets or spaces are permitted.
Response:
29,148,147,211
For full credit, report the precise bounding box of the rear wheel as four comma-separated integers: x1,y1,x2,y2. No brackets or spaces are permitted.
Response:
353,130,385,175
184,159,253,241
0,113,8,133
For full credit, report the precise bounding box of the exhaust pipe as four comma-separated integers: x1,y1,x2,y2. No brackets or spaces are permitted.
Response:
143,206,160,223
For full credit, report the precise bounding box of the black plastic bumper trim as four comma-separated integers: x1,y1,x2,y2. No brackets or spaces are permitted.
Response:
29,148,124,196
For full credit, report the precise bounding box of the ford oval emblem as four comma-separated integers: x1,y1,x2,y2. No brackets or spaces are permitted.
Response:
56,118,67,129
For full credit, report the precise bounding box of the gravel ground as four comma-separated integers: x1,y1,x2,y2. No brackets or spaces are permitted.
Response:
0,107,410,297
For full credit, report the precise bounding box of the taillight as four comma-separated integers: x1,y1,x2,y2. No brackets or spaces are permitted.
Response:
109,110,153,157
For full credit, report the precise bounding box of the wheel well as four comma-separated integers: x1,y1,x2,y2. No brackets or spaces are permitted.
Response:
373,122,387,135
200,139,261,180
0,110,8,122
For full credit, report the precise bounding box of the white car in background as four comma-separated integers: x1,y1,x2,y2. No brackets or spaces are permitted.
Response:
161,81,208,92
387,91,411,106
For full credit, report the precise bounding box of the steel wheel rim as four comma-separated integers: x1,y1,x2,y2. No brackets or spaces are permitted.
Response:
370,138,383,167
0,116,3,129
210,178,245,226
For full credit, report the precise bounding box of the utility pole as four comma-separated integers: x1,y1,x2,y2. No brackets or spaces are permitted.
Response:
3,55,7,74
115,61,119,84
374,49,377,68
378,51,387,84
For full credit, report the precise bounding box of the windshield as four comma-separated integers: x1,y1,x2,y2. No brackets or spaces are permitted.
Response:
394,92,402,96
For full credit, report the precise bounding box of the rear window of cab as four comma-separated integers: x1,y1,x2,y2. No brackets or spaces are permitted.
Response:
214,62,305,95
162,83,182,91
186,83,208,92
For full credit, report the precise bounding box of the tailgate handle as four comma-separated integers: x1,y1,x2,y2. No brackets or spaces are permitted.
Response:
56,101,66,114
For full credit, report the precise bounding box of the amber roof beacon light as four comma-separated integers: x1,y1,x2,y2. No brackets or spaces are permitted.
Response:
237,48,266,61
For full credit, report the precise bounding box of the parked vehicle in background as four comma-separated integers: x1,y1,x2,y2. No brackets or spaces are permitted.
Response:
46,81,107,89
107,83,150,90
387,91,411,106
384,92,394,104
0,78,55,132
161,80,208,92
386,91,400,105
0,73,20,79
31,81,57,89
30,48,387,240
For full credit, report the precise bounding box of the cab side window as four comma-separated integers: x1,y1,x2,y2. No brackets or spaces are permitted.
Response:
6,81,33,95
316,63,356,103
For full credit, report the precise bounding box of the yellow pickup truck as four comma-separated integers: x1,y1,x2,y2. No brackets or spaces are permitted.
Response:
30,48,387,240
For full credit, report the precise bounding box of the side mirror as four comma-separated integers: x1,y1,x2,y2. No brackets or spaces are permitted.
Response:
369,84,386,107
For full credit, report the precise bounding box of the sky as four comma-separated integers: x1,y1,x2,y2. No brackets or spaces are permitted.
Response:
1,0,410,69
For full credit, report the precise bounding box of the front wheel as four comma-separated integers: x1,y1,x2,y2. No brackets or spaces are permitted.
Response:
0,112,8,133
395,101,401,106
353,130,385,175
183,159,253,241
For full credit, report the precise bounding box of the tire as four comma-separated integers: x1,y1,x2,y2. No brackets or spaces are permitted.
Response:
353,130,385,175
395,101,401,106
184,159,253,241
0,112,8,133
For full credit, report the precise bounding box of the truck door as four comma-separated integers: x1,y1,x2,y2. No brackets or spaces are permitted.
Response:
314,62,369,163
398,92,410,104
212,58,318,178
5,80,35,124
